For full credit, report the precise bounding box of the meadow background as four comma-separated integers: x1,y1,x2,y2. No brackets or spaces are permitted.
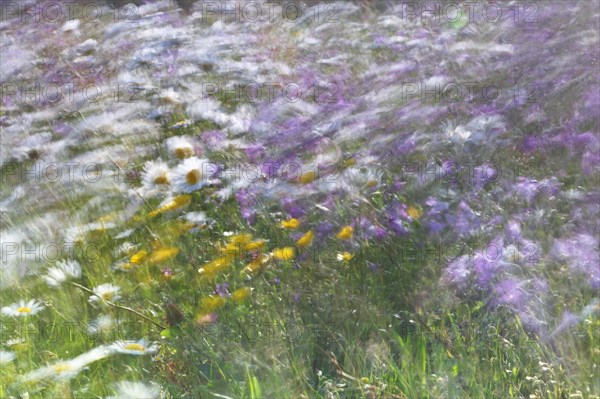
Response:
0,0,598,398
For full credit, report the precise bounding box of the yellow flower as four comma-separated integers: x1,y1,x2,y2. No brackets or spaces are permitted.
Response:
336,226,354,240
337,252,353,262
299,171,317,184
130,250,148,265
407,206,422,220
244,240,267,251
228,234,253,245
147,247,179,264
272,247,295,261
231,287,252,302
199,296,226,312
148,195,192,218
172,221,195,235
340,158,357,168
222,242,244,255
296,230,314,248
198,256,233,278
281,218,300,229
242,254,270,275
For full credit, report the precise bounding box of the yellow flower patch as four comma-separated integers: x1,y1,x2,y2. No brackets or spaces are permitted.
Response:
130,250,148,265
296,230,314,248
281,218,300,229
231,287,252,302
336,226,354,240
272,247,295,261
147,247,179,264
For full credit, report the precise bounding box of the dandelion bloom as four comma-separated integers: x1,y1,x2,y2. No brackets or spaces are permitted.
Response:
148,195,192,218
231,287,252,302
147,247,179,264
296,230,314,248
337,252,354,262
130,250,148,265
281,218,300,229
272,247,295,261
336,226,354,240
199,295,226,313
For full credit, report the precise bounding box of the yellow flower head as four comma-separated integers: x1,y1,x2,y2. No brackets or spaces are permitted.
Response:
130,250,148,265
147,247,179,264
272,247,295,261
296,230,314,248
336,226,354,240
281,218,300,229
299,171,317,184
228,234,253,245
231,287,252,302
407,206,422,220
340,158,357,168
337,252,354,262
198,256,233,278
149,195,192,218
242,254,270,275
244,240,267,252
199,295,226,313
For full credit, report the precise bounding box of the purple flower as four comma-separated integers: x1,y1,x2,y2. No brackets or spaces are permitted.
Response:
315,222,335,238
215,283,230,298
550,311,580,338
505,220,522,241
473,253,497,289
366,262,381,273
245,144,265,163
493,278,528,310
443,255,472,290
552,233,600,288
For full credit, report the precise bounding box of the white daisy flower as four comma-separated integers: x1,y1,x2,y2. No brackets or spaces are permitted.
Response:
43,259,82,287
87,314,116,335
23,345,112,381
171,157,212,193
89,283,121,305
11,132,52,162
5,338,26,348
164,136,195,160
0,350,16,364
141,159,171,196
184,211,207,224
1,299,45,317
116,242,139,257
110,339,158,356
114,229,134,239
106,381,161,399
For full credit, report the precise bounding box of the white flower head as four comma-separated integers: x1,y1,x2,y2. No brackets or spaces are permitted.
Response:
89,283,121,305
43,259,82,287
164,136,195,160
0,350,16,364
171,157,213,193
87,314,116,335
110,339,158,356
106,381,161,399
141,159,171,195
1,299,45,317
23,345,111,382
184,211,207,224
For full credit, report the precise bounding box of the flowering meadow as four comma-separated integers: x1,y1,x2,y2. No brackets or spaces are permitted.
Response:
0,0,599,397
